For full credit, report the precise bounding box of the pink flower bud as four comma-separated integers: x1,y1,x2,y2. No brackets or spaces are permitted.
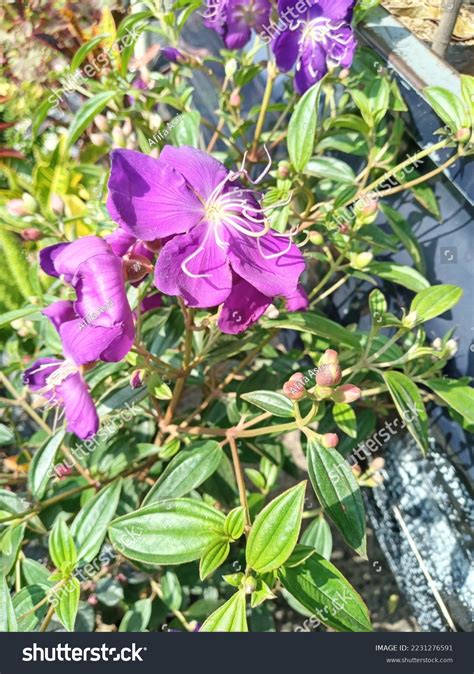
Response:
6,199,29,217
316,363,341,387
87,595,98,606
20,228,42,241
124,254,153,282
51,193,64,215
322,433,339,448
130,369,144,389
229,88,241,107
333,384,361,404
455,128,470,143
283,372,306,400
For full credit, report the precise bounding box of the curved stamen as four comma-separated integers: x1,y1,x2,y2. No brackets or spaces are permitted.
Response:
257,235,293,260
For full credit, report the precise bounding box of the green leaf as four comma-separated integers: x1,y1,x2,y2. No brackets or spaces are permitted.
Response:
224,506,246,540
0,305,40,329
301,515,333,560
160,570,182,611
262,312,361,350
0,574,17,632
21,559,54,589
96,578,124,607
425,378,474,426
143,440,223,505
424,86,469,133
70,34,110,72
170,111,201,147
66,91,117,149
307,436,366,556
119,598,152,632
240,391,294,418
305,157,355,184
0,423,14,446
288,81,323,171
279,552,372,632
383,371,429,453
109,499,226,565
410,285,463,324
0,524,25,576
381,204,425,274
368,289,387,326
460,74,474,129
32,97,54,139
333,403,357,439
367,262,429,292
28,429,65,500
13,585,47,631
70,479,122,562
246,482,306,573
199,539,230,580
49,517,77,571
55,577,80,632
200,590,248,632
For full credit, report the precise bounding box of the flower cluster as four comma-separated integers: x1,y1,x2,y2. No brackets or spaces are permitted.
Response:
203,0,357,92
24,146,306,439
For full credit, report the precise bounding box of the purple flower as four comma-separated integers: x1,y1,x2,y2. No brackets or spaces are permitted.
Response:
23,357,98,439
204,0,272,49
106,146,306,334
161,47,184,63
105,226,155,285
39,236,135,363
272,0,357,93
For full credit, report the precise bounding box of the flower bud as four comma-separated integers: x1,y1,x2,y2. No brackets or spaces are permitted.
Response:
244,576,257,594
122,117,133,137
6,198,29,217
144,239,162,253
339,223,350,234
124,254,153,282
90,132,106,146
130,369,145,389
225,58,238,78
94,114,108,132
264,303,279,319
283,372,306,400
162,46,184,64
319,349,338,365
432,337,442,351
87,595,98,606
315,385,333,399
22,193,37,213
316,349,341,387
322,433,339,448
371,457,385,471
229,88,241,107
332,384,361,404
351,251,373,270
402,310,418,328
445,339,458,357
309,231,324,246
112,125,125,147
55,464,73,478
51,193,64,215
20,228,42,241
455,127,471,143
277,161,290,179
339,68,350,79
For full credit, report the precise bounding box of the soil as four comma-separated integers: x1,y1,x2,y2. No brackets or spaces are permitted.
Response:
382,0,474,74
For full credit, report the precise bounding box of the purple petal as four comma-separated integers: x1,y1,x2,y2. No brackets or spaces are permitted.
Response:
154,222,232,308
39,243,69,278
326,25,357,68
227,228,305,298
106,149,203,240
105,227,137,257
295,42,328,93
284,284,309,311
141,292,163,314
43,301,77,332
160,145,228,202
57,372,99,439
218,276,271,334
23,358,62,390
50,237,111,280
58,319,125,365
318,0,355,21
272,27,300,72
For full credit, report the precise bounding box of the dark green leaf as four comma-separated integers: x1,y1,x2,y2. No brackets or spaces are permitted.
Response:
288,81,323,171
383,371,429,453
109,499,226,565
55,577,80,632
66,91,117,149
301,515,333,560
143,441,222,505
240,391,294,418
307,436,366,556
28,430,65,500
262,312,361,350
246,482,306,573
